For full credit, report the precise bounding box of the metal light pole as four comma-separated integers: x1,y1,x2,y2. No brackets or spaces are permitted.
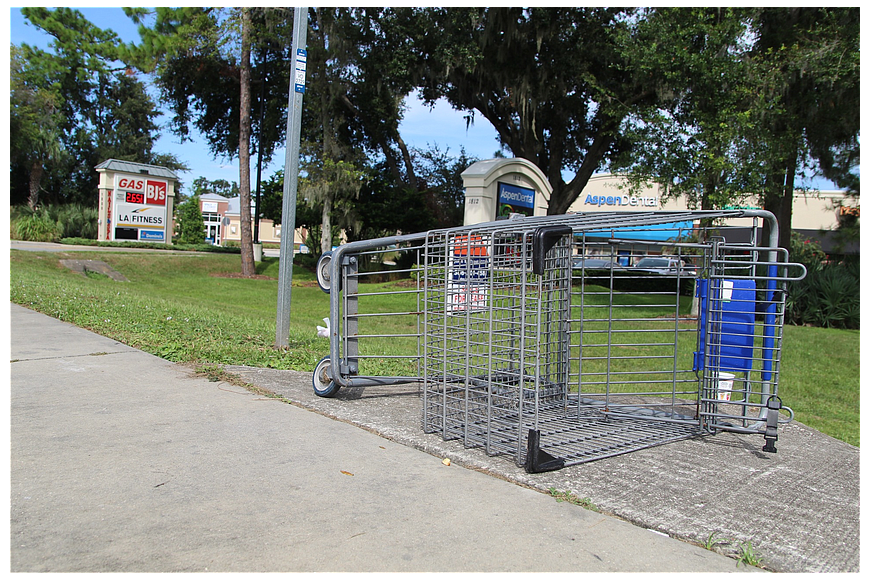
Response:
275,7,308,347
253,63,266,247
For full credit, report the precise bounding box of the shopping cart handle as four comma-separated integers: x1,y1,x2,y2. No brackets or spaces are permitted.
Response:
532,226,572,275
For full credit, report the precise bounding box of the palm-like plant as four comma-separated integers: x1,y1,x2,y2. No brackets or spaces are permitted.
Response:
10,46,66,210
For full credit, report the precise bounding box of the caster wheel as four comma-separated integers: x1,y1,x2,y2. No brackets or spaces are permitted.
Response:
312,355,341,397
316,252,333,293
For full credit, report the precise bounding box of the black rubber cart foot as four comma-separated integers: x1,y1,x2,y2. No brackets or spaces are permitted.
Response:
524,429,566,473
762,396,782,453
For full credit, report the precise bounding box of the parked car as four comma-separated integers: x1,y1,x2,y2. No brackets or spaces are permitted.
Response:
633,256,697,276
573,257,624,270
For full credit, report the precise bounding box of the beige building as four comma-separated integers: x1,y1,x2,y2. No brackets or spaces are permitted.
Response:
566,173,857,254
568,173,849,226
197,193,307,252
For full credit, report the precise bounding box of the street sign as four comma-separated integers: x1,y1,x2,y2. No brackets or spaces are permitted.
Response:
294,48,307,93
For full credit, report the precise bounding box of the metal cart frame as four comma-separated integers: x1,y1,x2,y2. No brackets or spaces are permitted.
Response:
312,210,805,472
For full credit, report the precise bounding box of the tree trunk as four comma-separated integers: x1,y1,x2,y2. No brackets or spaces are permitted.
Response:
761,147,797,253
28,160,43,210
238,8,256,276
394,132,418,191
321,195,332,255
547,117,619,215
779,155,796,253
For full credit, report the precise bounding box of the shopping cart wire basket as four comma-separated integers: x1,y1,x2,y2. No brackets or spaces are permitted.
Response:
311,210,806,472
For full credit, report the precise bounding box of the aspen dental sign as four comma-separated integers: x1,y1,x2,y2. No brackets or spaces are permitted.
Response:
497,182,535,217
112,174,170,242
584,193,658,208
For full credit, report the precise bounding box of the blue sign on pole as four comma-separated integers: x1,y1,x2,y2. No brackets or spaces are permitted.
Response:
294,48,307,93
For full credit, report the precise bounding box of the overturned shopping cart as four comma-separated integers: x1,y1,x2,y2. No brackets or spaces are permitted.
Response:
311,210,806,472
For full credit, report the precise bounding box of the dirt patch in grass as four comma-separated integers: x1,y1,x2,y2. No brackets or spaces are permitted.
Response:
60,259,129,282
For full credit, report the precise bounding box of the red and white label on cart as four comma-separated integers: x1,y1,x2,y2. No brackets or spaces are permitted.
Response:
448,234,489,313
447,283,488,313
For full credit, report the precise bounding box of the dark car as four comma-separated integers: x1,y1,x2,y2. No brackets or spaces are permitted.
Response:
573,257,624,270
634,256,697,276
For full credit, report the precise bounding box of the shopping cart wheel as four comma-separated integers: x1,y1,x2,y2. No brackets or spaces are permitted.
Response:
312,356,341,397
316,251,333,293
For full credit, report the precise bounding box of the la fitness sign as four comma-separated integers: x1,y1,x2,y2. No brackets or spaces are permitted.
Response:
111,174,170,242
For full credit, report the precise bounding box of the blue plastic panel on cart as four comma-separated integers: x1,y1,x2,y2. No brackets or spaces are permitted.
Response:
718,279,756,371
695,279,756,372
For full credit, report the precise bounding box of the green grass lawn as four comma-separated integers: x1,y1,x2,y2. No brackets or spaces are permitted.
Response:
10,251,332,371
779,324,860,446
9,249,860,446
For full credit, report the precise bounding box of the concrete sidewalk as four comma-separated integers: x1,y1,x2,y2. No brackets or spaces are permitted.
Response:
10,304,857,572
224,365,861,574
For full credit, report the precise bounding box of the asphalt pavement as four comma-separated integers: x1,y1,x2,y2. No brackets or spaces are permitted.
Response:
10,303,859,572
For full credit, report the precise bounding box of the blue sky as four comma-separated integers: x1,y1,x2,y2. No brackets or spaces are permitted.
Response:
8,7,848,193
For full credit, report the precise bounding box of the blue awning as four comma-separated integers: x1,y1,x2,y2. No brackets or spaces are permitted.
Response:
581,220,696,242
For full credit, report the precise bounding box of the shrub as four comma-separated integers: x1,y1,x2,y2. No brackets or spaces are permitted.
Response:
46,203,98,239
175,196,206,245
789,233,827,272
11,203,98,241
785,233,860,329
11,206,61,242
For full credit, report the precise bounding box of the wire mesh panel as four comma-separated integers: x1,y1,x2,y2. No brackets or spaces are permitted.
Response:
422,225,573,463
695,240,798,451
560,219,804,467
571,238,699,417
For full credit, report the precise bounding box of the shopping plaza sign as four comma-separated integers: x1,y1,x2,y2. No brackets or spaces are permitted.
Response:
111,173,170,241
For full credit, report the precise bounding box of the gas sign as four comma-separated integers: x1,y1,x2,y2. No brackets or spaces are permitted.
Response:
118,177,145,191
